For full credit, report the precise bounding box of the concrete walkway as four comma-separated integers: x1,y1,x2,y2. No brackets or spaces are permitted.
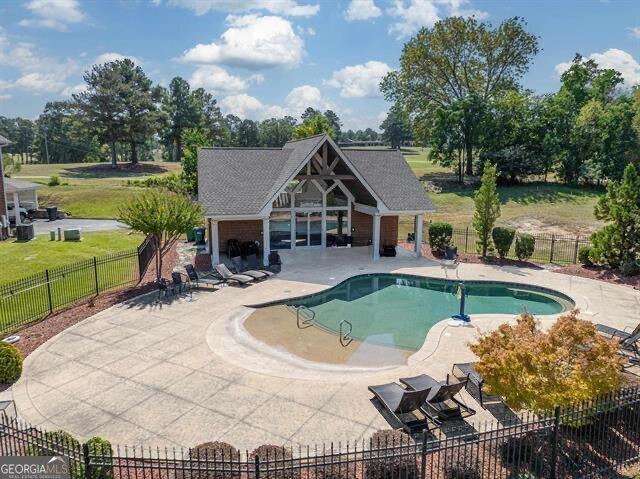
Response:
11,247,640,450
31,218,128,235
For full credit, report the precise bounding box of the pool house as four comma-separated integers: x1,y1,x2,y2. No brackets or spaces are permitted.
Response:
198,134,435,265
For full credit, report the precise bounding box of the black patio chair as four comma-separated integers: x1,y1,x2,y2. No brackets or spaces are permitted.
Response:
247,253,275,276
184,264,222,289
452,362,487,408
400,374,475,424
230,256,267,280
368,382,433,433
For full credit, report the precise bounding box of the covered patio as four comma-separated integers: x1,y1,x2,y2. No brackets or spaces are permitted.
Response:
198,134,434,266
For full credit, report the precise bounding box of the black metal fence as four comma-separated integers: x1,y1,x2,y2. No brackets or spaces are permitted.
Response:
440,227,591,264
0,235,156,336
2,386,640,479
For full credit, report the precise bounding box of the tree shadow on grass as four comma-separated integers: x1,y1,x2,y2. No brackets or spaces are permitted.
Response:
62,163,172,179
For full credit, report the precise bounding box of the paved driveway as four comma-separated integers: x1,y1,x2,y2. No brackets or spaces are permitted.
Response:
31,218,128,235
11,247,640,450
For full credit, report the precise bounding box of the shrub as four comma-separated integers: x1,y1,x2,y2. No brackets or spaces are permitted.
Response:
620,259,640,277
86,437,113,479
27,430,84,479
492,227,516,259
470,310,623,413
500,436,535,467
428,222,453,254
578,246,594,266
48,175,61,186
0,342,23,383
514,234,535,261
443,459,481,479
250,445,298,479
366,430,417,479
189,442,240,479
473,163,501,257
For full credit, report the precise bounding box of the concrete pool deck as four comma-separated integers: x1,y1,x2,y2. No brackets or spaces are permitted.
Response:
10,246,640,450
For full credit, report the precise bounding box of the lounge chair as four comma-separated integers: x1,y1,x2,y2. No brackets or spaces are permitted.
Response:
184,264,222,289
597,323,640,367
368,383,433,433
596,322,640,341
452,362,488,408
215,264,254,285
247,254,275,276
400,374,475,423
230,256,268,280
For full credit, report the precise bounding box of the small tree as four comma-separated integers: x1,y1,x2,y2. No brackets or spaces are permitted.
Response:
470,310,623,413
119,190,203,282
473,164,501,257
292,113,336,139
590,163,640,274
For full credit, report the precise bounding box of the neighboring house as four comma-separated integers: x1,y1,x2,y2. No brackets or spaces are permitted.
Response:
0,134,9,236
198,134,434,266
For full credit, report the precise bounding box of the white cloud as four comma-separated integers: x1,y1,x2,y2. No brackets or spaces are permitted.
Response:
285,85,333,116
628,26,640,39
554,49,640,90
325,61,391,98
94,52,141,65
61,82,85,97
345,0,381,21
180,15,304,70
0,94,12,101
189,65,248,94
387,0,487,38
19,0,87,31
13,72,67,93
167,0,319,17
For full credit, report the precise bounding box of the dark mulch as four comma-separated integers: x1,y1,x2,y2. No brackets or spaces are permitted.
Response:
7,241,179,359
554,264,640,289
64,162,172,177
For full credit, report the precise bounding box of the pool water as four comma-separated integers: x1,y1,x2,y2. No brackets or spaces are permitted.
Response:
284,274,573,351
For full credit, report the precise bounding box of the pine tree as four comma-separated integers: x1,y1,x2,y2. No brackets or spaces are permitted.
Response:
473,163,501,257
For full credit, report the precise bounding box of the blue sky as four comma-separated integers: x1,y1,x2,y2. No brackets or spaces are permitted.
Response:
0,0,638,130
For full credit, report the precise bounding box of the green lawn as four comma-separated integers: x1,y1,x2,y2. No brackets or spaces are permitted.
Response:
400,147,604,238
0,230,143,284
14,161,181,218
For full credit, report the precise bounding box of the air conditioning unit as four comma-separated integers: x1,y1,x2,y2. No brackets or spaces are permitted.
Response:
16,224,34,241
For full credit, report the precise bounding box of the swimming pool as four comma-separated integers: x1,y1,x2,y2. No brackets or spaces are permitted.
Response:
259,274,574,352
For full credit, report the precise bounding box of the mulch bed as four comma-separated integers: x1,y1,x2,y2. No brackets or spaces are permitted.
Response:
7,241,179,359
554,264,640,289
65,163,171,175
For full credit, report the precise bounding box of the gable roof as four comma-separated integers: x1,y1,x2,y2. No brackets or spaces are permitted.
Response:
197,134,434,217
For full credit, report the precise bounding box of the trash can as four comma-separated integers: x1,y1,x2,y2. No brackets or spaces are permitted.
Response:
49,230,56,241
194,227,206,245
186,227,196,242
46,206,58,221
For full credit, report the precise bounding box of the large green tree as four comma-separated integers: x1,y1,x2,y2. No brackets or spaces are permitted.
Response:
380,104,412,149
258,117,296,147
473,163,501,257
292,112,336,139
381,16,539,176
161,77,200,162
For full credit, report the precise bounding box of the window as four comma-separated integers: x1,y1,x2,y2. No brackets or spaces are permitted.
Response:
269,211,291,249
326,185,348,207
294,182,322,208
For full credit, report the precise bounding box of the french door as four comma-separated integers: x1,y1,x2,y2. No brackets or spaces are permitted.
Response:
295,212,322,247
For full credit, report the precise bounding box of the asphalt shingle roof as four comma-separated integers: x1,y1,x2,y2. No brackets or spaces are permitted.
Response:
197,134,434,216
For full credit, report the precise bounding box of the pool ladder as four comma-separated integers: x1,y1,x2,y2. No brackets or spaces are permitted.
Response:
339,319,353,347
295,305,315,329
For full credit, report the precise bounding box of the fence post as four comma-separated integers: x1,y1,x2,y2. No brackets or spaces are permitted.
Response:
254,455,260,479
573,236,580,264
420,429,427,479
45,269,53,314
464,227,469,253
93,257,99,296
82,443,92,479
550,235,555,263
549,406,561,479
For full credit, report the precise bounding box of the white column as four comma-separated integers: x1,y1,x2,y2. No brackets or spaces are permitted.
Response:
12,192,21,226
372,214,380,260
321,210,327,248
262,217,270,267
414,214,423,257
210,219,219,265
33,189,39,209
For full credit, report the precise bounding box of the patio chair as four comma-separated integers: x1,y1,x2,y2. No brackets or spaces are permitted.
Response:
368,382,433,433
596,322,640,342
452,362,488,408
215,264,254,285
184,264,222,289
596,323,640,363
441,246,459,268
157,278,174,301
171,271,189,295
400,374,475,423
230,256,268,280
246,253,275,276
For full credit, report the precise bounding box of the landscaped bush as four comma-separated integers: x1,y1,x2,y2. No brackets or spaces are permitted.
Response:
499,434,548,477
443,458,481,479
189,442,240,479
250,445,298,479
26,430,84,479
514,234,535,261
127,173,187,194
578,246,594,266
0,342,23,383
86,437,113,479
428,221,453,254
48,175,61,186
492,226,516,259
365,430,417,479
